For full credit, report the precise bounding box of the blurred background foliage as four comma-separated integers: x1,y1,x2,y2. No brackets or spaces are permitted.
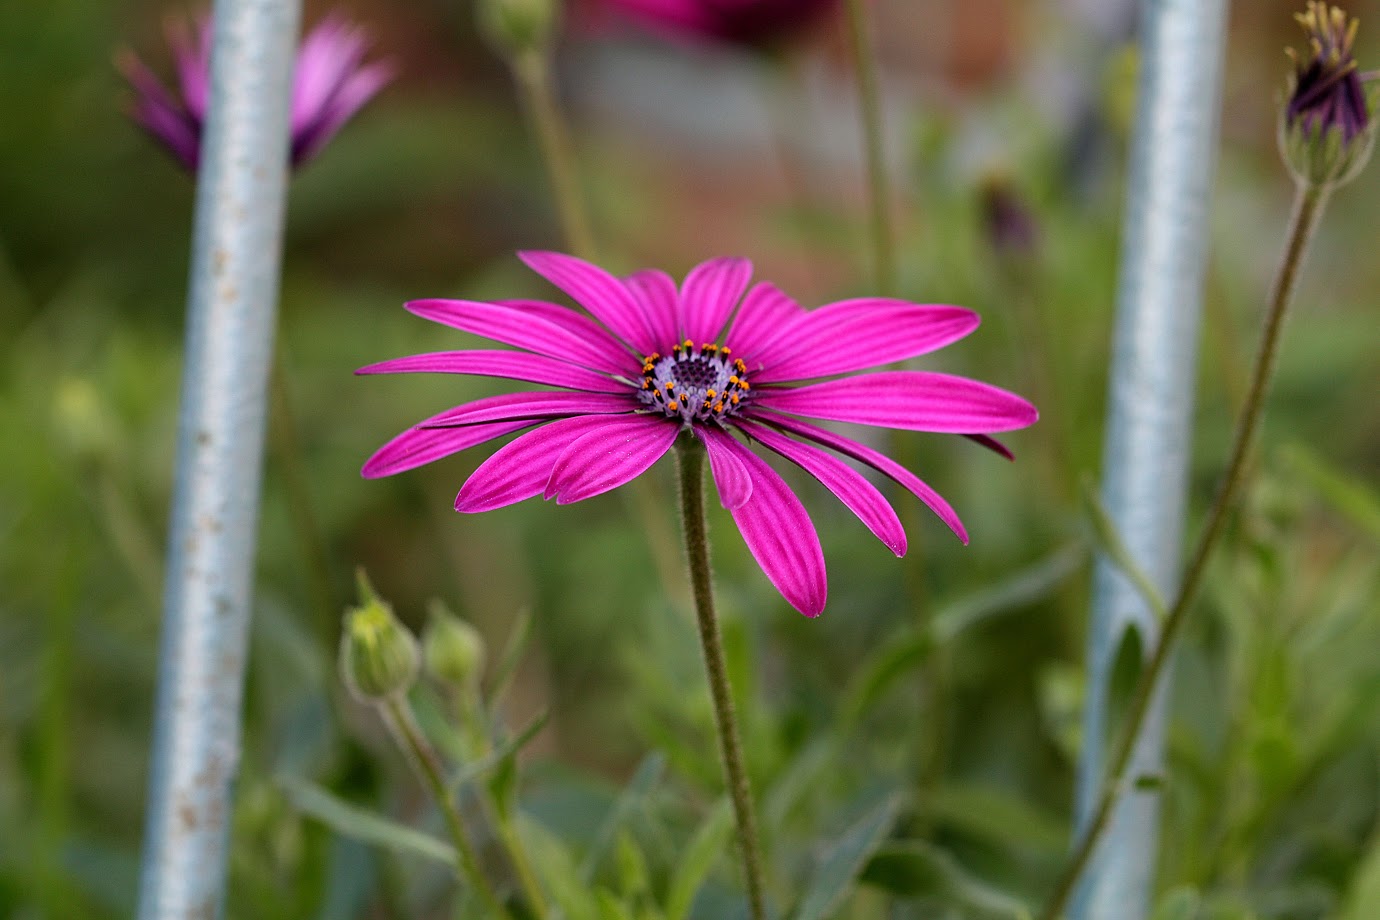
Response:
2,0,1379,917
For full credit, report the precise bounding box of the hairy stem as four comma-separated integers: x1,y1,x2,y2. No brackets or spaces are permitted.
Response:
380,697,512,919
676,440,768,920
511,48,597,261
843,0,896,294
1038,182,1330,920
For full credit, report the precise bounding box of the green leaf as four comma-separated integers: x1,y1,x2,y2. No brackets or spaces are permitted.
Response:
922,783,1066,855
523,818,602,920
664,798,733,920
581,752,666,883
487,608,533,707
1152,886,1201,920
838,628,933,733
929,543,1088,642
1339,828,1380,920
859,840,1031,918
793,794,903,920
1281,443,1380,543
449,708,549,791
280,777,455,865
1081,477,1167,620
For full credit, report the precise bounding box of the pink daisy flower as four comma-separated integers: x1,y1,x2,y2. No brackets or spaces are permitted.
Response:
118,12,392,172
361,253,1037,617
587,0,839,47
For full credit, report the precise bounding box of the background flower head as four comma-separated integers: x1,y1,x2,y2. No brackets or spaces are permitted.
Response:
584,0,839,48
118,11,392,172
360,253,1037,617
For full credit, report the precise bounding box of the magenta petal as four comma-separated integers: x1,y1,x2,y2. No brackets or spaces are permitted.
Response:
698,427,754,510
424,392,634,428
748,412,968,543
680,257,752,345
723,282,807,370
405,300,635,376
494,299,637,359
518,251,660,354
757,371,1038,433
362,416,533,479
455,416,614,512
625,270,681,350
711,434,827,617
737,420,906,556
755,303,980,384
963,433,1014,461
356,350,625,393
545,415,679,504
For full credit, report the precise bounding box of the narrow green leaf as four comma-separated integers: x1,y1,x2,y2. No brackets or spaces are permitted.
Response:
487,608,533,707
1081,477,1167,619
859,841,1030,918
581,753,666,883
838,628,933,733
1281,443,1380,543
523,818,602,920
664,798,733,920
930,543,1088,642
280,777,455,865
793,794,903,920
1339,828,1380,920
449,708,549,792
1152,886,1201,920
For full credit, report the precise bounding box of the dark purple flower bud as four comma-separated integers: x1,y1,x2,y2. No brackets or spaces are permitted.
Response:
1280,2,1377,187
978,175,1039,260
119,12,392,173
586,0,840,49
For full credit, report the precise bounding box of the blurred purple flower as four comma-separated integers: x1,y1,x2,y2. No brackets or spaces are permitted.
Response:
118,12,392,172
588,0,839,48
360,253,1037,617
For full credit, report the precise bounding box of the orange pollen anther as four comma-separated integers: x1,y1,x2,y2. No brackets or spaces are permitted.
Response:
668,401,679,411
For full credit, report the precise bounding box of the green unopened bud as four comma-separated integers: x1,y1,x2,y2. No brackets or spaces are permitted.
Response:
422,601,486,692
478,0,557,60
1279,3,1378,189
53,377,116,463
340,570,419,702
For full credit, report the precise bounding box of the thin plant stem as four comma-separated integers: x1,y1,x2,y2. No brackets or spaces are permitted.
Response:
843,0,896,295
269,348,337,648
1038,182,1330,920
380,697,513,919
511,48,597,261
676,440,768,920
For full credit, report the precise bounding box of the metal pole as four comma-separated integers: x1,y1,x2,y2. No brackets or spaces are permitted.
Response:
136,1,300,917
1072,1,1228,918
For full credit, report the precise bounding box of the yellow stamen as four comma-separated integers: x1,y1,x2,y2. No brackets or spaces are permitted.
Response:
668,401,679,411
706,389,716,399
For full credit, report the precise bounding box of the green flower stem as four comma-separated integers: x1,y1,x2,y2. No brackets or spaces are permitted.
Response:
380,697,513,919
676,440,768,920
511,48,597,262
1038,182,1330,920
843,0,896,295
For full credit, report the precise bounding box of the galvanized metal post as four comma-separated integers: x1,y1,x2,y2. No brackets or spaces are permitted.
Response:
136,1,301,917
1072,1,1229,918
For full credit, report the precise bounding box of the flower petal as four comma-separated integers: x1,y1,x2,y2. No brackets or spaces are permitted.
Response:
624,270,681,350
723,282,808,370
710,433,827,617
698,427,753,510
405,299,635,375
737,420,905,556
455,416,615,512
963,433,1014,461
754,302,980,383
494,299,637,359
757,371,1038,433
425,392,635,427
519,251,660,353
356,350,626,393
747,411,968,543
362,415,533,479
544,415,680,504
680,257,752,345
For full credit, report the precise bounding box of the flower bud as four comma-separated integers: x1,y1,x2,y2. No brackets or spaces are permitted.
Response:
478,0,557,60
422,601,487,692
339,570,419,702
1279,3,1378,189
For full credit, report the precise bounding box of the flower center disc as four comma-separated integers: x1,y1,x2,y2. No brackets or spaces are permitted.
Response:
637,340,751,423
